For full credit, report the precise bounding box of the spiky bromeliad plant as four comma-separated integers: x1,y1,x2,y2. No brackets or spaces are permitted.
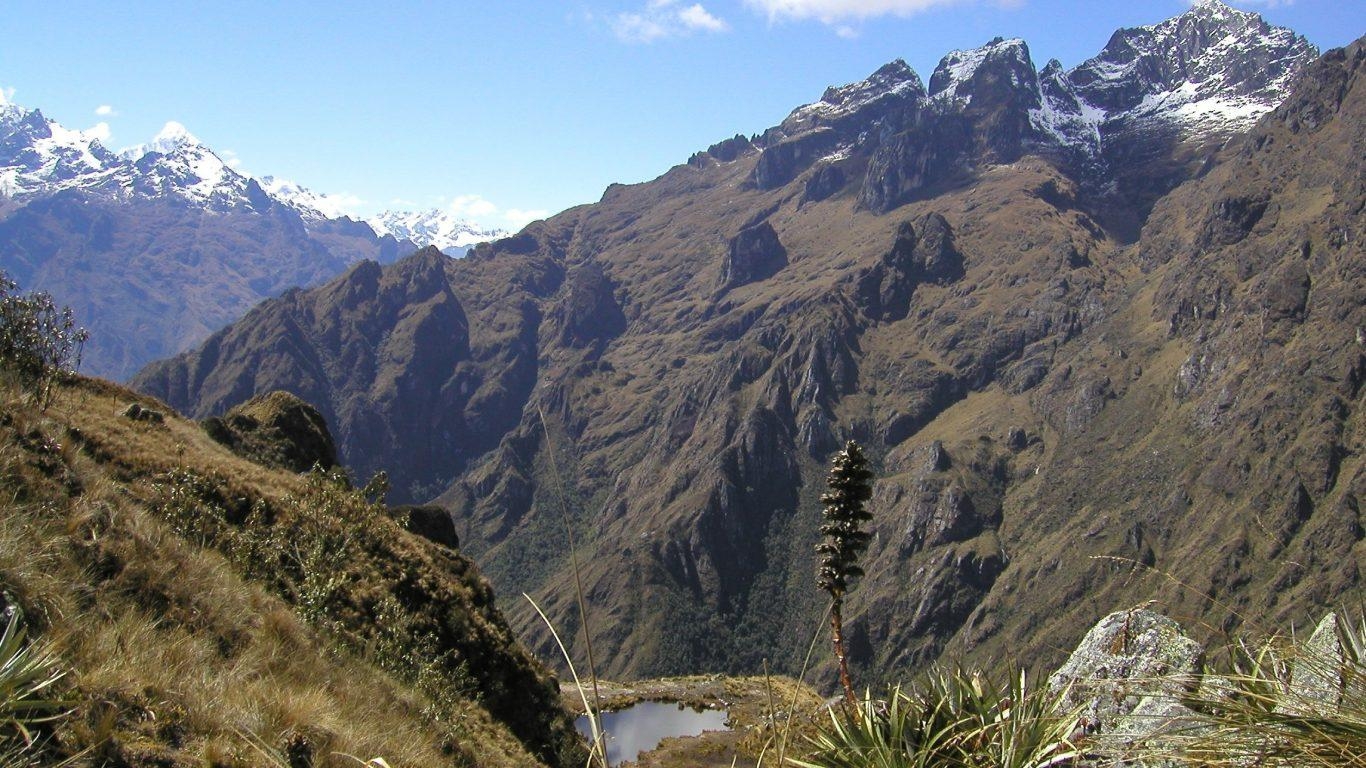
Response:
818,440,874,708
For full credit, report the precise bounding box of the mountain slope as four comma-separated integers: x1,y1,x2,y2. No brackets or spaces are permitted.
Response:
133,5,1357,685
0,367,584,765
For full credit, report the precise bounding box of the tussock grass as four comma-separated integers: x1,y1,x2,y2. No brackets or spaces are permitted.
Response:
0,375,572,766
1176,615,1366,766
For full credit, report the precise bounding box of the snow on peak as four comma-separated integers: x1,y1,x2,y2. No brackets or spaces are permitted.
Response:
119,120,206,162
259,176,363,221
1027,3,1316,155
0,101,120,197
782,59,925,134
367,208,506,254
150,120,199,149
928,37,1033,104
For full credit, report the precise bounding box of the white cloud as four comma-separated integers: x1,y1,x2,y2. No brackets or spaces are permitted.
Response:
221,148,243,169
744,0,969,24
501,208,550,231
613,0,730,43
437,194,548,232
447,194,499,219
0,86,14,107
94,104,117,117
83,122,111,142
312,191,365,218
677,3,729,31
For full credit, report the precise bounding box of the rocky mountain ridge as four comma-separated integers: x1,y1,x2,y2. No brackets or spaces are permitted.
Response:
134,5,1362,688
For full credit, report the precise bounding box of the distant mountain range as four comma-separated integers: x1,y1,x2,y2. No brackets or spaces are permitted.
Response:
0,100,503,379
135,1,1365,688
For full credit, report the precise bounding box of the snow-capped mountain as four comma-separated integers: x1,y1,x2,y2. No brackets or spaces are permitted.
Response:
258,179,505,254
1,103,500,251
258,175,358,223
119,122,265,211
366,209,505,255
779,59,926,135
0,107,268,212
0,99,121,198
1043,0,1316,150
771,0,1314,165
0,104,417,379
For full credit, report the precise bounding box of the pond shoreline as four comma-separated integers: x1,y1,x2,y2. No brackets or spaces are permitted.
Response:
560,675,824,767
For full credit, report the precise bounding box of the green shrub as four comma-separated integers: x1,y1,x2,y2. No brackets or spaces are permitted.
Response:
793,666,1081,768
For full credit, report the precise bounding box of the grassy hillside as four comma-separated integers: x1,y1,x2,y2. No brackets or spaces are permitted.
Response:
0,370,583,766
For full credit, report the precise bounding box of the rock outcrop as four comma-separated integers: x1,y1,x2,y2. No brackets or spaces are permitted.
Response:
205,390,338,473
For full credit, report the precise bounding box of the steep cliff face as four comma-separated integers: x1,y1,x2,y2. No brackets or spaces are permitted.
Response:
133,14,1360,685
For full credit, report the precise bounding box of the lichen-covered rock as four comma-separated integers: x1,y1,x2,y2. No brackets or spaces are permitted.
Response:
1103,694,1201,768
1288,612,1345,713
1050,608,1204,734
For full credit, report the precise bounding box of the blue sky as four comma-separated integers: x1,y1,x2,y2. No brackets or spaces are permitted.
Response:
3,1,1361,230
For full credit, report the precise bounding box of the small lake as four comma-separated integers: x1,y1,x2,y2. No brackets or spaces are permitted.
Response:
575,701,730,764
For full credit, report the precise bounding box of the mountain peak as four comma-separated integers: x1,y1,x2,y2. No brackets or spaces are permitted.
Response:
121,120,206,162
152,120,199,147
929,37,1034,103
366,208,506,255
780,59,925,135
1066,3,1316,126
0,88,18,119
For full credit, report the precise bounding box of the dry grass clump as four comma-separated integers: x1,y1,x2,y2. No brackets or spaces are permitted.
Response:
1176,614,1366,766
0,377,566,766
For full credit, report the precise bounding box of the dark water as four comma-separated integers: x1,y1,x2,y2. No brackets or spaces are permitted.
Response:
575,700,730,764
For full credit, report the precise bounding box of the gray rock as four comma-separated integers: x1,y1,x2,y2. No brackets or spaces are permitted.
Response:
1287,612,1344,714
122,402,165,424
1050,608,1204,735
1101,694,1202,767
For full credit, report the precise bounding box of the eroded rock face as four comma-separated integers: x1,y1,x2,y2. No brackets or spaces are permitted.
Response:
751,130,842,191
719,222,787,292
555,262,626,350
857,213,965,322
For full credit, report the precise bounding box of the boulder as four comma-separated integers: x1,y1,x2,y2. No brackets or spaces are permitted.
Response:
1050,608,1204,734
392,504,460,550
212,391,338,473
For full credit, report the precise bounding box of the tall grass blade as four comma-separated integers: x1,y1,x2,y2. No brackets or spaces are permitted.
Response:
525,593,609,767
